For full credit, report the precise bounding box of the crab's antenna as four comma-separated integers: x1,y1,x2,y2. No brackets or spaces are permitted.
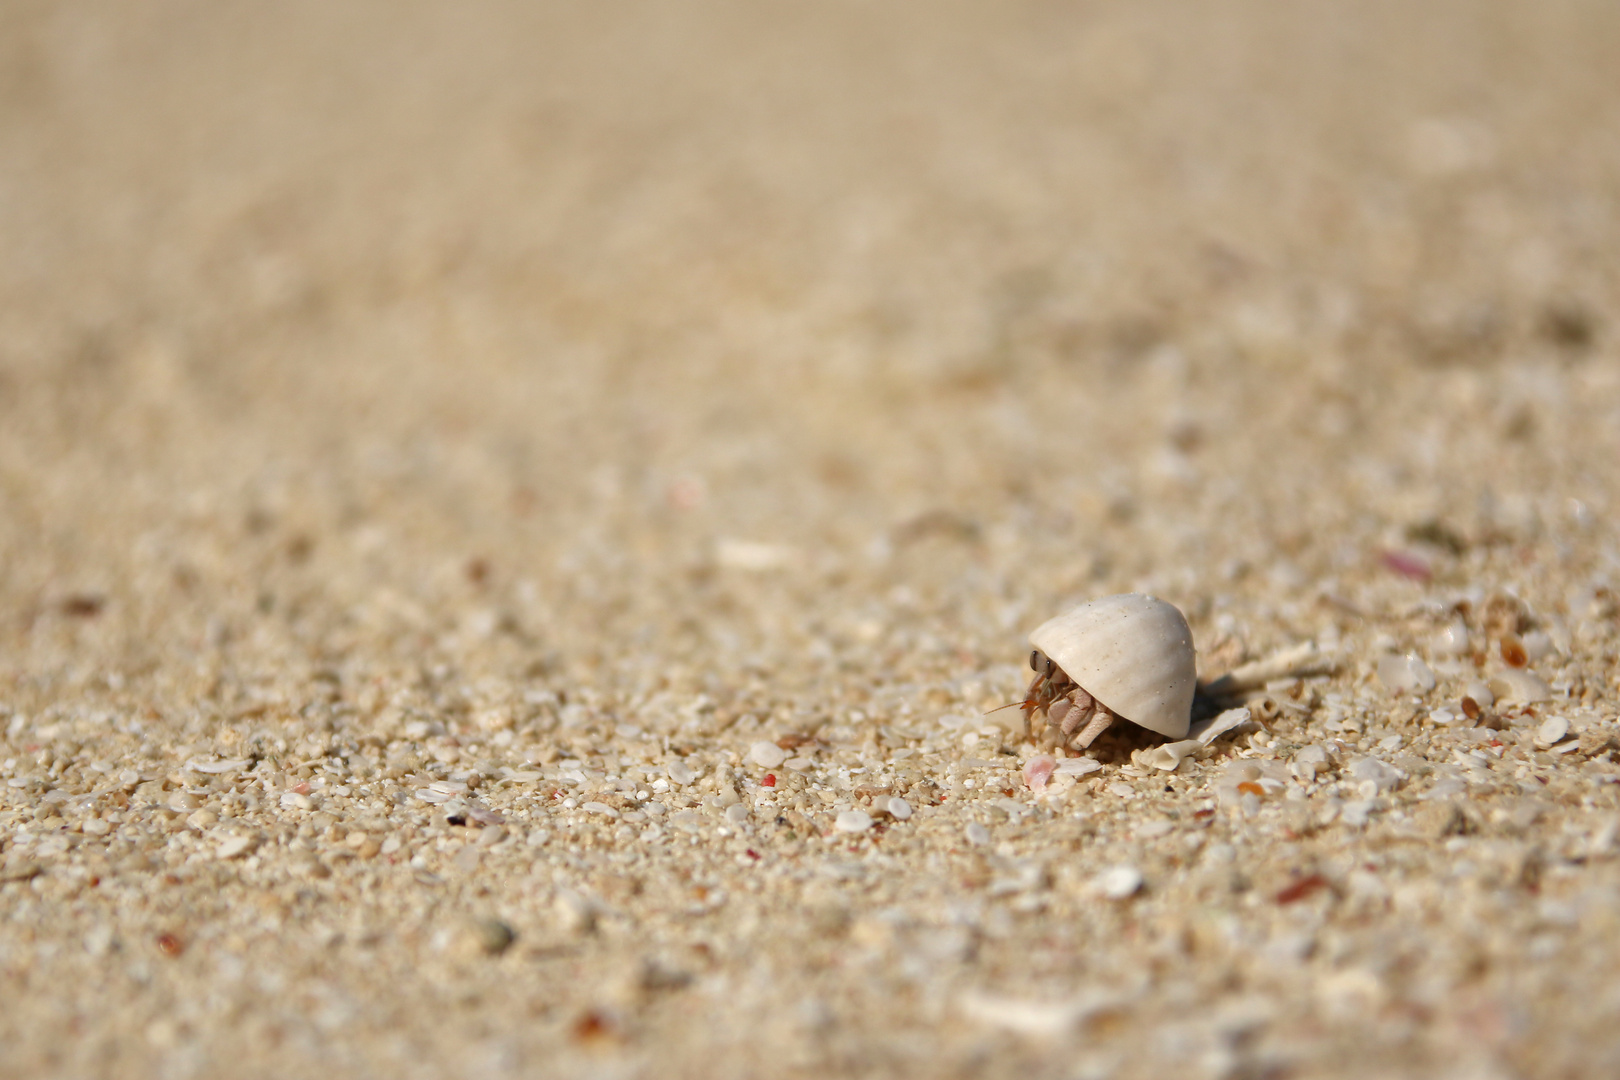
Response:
983,699,1036,716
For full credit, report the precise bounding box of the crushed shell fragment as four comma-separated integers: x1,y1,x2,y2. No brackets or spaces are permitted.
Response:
748,741,787,768
1536,715,1571,749
1377,654,1436,694
835,810,873,833
1489,669,1552,704
1095,865,1144,899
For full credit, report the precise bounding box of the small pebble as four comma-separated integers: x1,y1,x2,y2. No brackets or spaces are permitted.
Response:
289,851,329,878
581,801,618,817
554,890,597,935
1095,865,1143,899
168,792,200,812
187,809,218,830
724,803,750,825
835,810,873,833
886,796,912,820
748,741,787,769
965,822,990,846
457,917,516,957
279,792,313,811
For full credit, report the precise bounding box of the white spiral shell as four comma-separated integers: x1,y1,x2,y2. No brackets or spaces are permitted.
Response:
1028,593,1197,738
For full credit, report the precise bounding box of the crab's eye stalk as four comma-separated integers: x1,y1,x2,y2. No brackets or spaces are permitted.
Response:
1030,650,1051,677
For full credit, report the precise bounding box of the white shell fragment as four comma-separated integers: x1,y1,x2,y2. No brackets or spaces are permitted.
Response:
1215,759,1290,805
1201,641,1336,697
1094,865,1144,899
1346,756,1403,795
1135,739,1202,772
1188,706,1255,746
1490,669,1552,704
957,990,1124,1038
216,834,259,859
185,758,251,775
716,538,800,571
1432,618,1470,656
1291,744,1332,780
1029,594,1197,738
1376,654,1436,694
748,740,787,768
1535,715,1572,749
835,810,874,833
1522,630,1556,662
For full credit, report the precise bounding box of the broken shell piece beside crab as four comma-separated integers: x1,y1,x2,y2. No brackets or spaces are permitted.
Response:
1025,593,1197,750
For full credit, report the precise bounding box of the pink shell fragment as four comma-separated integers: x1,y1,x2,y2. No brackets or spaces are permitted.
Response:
466,799,506,826
1022,755,1057,792
1380,550,1432,581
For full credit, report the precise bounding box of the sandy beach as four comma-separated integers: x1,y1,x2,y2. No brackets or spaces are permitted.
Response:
2,3,1619,1077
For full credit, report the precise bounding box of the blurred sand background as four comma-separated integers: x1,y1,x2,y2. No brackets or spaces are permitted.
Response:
3,2,1619,1078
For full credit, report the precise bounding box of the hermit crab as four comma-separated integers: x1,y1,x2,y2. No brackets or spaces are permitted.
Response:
1020,593,1197,751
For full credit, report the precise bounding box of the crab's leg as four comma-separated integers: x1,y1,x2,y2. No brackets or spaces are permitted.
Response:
1048,696,1072,728
1070,702,1115,749
1059,688,1094,736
